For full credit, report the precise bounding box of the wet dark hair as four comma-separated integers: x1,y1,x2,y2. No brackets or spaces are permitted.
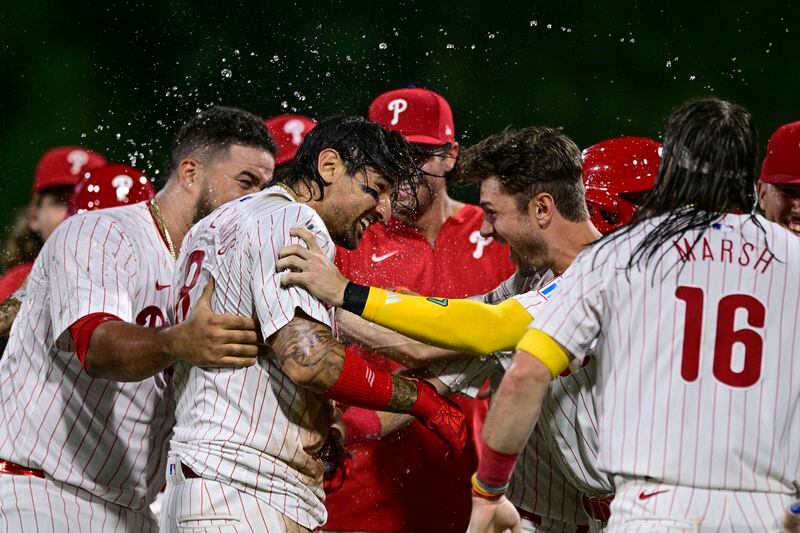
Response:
169,106,276,174
276,116,423,206
458,126,587,221
603,97,763,273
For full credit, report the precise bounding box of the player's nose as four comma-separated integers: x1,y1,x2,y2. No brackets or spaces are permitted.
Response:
479,218,494,239
375,193,392,224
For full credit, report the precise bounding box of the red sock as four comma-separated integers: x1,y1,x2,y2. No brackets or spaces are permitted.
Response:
322,352,393,409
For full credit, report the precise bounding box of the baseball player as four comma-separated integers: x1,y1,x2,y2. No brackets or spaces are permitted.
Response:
0,164,156,343
324,88,515,533
469,98,800,532
0,146,107,303
0,106,276,532
280,131,661,531
758,121,800,236
160,116,467,533
265,113,317,178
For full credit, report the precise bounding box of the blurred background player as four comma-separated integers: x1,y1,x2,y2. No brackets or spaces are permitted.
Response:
469,98,800,531
0,163,155,344
582,137,662,235
68,163,156,215
0,146,107,302
758,120,800,236
323,88,515,532
265,113,317,178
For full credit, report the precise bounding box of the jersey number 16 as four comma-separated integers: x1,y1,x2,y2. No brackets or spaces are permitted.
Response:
675,286,765,388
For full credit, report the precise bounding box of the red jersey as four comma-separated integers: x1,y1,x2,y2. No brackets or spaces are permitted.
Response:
324,204,516,532
0,262,33,302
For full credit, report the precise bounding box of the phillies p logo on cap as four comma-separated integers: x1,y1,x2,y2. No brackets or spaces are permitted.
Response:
369,88,455,146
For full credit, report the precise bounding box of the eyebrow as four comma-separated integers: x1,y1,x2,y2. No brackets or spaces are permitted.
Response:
239,170,264,185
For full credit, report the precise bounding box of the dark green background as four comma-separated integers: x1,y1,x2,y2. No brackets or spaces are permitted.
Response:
2,1,798,230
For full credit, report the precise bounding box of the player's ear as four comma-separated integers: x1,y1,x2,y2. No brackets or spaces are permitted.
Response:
531,192,555,227
176,158,202,192
443,142,460,173
756,180,767,211
317,148,343,187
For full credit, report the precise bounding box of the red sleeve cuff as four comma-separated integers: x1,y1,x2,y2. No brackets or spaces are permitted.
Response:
69,313,122,367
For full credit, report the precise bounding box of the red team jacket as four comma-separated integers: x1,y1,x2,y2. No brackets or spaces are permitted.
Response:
324,204,516,532
0,262,33,302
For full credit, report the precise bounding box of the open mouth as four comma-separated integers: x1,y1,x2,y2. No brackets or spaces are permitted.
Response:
357,214,376,237
788,219,800,235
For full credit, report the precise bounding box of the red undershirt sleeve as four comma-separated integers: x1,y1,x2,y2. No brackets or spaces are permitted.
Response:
69,313,123,367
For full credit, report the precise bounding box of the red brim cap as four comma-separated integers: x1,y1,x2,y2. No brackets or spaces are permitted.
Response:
760,173,800,185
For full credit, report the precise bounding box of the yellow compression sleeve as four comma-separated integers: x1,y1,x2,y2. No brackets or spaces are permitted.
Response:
360,288,533,355
515,328,570,378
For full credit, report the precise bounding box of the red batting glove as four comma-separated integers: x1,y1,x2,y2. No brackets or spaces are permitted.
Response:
408,379,467,458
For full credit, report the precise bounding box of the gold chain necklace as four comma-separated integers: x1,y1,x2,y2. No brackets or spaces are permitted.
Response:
276,182,299,202
148,200,177,259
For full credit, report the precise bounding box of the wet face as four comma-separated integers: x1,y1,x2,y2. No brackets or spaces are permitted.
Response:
324,167,393,250
479,177,548,276
394,144,457,217
758,181,800,236
193,144,275,223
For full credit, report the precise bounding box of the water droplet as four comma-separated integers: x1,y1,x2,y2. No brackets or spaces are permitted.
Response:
221,68,232,78
233,49,240,55
446,43,455,49
280,101,289,108
530,20,538,26
689,75,696,81
378,42,388,49
487,33,495,39
115,133,121,140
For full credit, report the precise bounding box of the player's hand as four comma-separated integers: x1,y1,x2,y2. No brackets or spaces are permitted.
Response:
467,495,522,533
277,227,349,307
167,279,261,369
784,500,800,532
408,379,467,458
320,404,351,490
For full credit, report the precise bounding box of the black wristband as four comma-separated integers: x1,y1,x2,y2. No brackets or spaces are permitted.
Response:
342,282,370,316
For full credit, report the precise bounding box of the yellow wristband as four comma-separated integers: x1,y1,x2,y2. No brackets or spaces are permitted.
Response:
516,329,570,378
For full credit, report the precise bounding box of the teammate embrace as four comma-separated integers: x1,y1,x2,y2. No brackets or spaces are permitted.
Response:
0,93,798,533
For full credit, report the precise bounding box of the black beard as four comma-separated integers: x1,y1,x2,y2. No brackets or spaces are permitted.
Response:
192,189,214,225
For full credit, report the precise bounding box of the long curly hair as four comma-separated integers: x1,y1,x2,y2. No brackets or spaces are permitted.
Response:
599,98,764,275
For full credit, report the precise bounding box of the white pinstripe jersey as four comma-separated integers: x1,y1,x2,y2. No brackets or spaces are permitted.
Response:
0,202,175,511
534,213,800,494
432,270,613,524
168,186,336,530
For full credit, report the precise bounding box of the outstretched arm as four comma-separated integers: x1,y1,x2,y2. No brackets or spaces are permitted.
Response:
468,329,570,533
335,309,468,369
279,227,533,356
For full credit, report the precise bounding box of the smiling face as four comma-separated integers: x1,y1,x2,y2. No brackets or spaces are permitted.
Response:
758,181,800,236
323,167,393,250
192,144,275,223
478,176,549,276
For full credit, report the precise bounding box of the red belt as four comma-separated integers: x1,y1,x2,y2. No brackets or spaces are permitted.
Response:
581,494,613,522
0,459,45,479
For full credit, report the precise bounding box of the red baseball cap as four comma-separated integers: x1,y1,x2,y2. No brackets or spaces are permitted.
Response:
761,121,800,185
369,88,455,146
264,114,317,167
69,164,155,215
33,146,108,192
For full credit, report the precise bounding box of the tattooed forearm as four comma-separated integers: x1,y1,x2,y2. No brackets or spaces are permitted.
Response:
270,311,346,393
0,298,22,337
386,376,418,412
